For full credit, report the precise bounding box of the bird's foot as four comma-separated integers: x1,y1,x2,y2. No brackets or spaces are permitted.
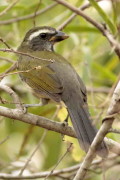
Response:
23,102,43,113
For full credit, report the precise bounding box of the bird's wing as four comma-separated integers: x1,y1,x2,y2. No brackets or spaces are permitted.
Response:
19,55,63,101
24,66,62,93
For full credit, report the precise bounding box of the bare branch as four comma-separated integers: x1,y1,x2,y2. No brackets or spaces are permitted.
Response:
0,105,120,155
0,0,20,17
105,137,120,155
44,143,72,179
0,3,57,25
0,56,14,63
0,136,9,145
53,0,104,32
0,37,12,49
0,64,51,79
58,0,102,30
0,163,83,179
0,105,75,138
107,80,120,114
0,84,23,110
0,48,54,62
19,130,47,176
17,125,35,158
0,155,118,179
32,0,42,27
0,62,17,81
109,128,120,134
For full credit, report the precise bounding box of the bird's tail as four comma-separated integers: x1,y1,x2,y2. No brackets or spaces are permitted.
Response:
64,96,108,157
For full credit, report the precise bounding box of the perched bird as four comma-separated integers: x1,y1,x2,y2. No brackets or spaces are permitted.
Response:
17,26,108,157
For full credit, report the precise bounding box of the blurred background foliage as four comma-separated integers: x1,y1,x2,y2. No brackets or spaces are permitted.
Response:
0,0,120,179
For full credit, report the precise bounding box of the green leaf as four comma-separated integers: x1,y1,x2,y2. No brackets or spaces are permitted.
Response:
92,61,117,82
88,0,116,34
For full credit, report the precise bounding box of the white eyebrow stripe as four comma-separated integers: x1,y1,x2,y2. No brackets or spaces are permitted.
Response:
29,29,54,40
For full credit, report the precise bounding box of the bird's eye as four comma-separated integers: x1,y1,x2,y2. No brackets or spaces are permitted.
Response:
40,33,47,39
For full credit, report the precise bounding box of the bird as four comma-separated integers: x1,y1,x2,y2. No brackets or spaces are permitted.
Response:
17,26,108,157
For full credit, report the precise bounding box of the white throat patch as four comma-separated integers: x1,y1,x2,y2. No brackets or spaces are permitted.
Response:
29,29,54,40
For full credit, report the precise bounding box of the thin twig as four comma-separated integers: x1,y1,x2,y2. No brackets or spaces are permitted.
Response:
33,0,42,27
0,162,91,179
19,130,47,175
0,56,14,63
0,62,17,80
44,143,73,180
99,74,120,108
0,48,54,62
0,136,9,145
0,38,12,49
0,3,57,25
0,0,20,17
0,69,29,79
0,98,24,105
53,0,105,33
17,125,35,158
57,0,102,30
0,84,23,110
0,64,48,79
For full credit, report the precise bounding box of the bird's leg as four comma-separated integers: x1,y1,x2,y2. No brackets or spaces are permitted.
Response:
24,98,49,107
23,102,43,108
23,98,49,113
61,113,69,141
59,101,69,126
62,113,69,126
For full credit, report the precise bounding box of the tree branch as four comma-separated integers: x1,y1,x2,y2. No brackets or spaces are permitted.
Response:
0,105,120,155
0,106,76,138
0,84,23,110
52,0,120,58
109,128,120,134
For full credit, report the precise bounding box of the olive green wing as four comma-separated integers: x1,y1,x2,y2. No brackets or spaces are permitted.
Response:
24,66,62,93
20,60,63,101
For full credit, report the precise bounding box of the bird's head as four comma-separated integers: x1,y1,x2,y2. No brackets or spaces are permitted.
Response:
21,26,69,51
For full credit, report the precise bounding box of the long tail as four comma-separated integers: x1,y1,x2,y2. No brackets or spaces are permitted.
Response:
64,96,108,157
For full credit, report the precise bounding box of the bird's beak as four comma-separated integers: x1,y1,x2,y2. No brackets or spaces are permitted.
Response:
49,30,69,42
